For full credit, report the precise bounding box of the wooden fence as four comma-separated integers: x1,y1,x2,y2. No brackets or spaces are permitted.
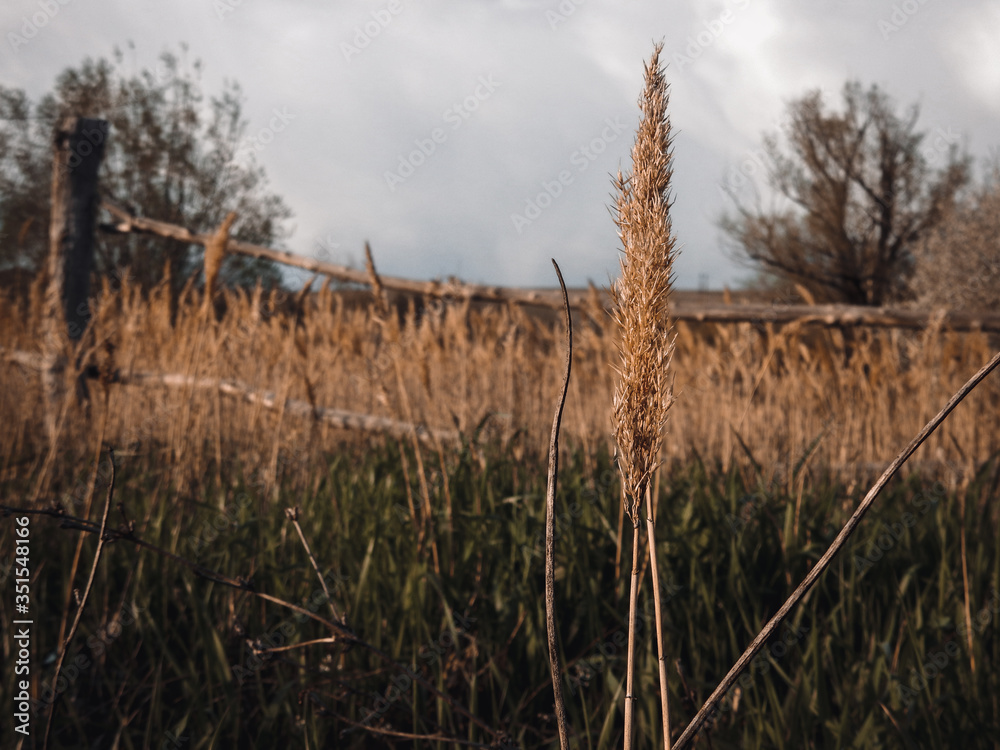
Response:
98,200,1000,332
7,117,1000,447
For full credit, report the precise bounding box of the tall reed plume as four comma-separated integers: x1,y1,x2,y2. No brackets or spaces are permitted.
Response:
612,43,676,515
611,41,678,749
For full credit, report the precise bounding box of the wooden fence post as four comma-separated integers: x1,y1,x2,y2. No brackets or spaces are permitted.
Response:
43,116,108,444
46,116,109,339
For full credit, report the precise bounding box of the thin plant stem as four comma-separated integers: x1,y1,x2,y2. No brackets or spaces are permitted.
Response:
56,398,109,649
615,493,625,601
285,505,344,624
44,446,116,750
959,488,975,672
397,441,424,550
673,348,1000,749
545,258,573,749
394,357,441,576
645,483,672,748
623,520,642,750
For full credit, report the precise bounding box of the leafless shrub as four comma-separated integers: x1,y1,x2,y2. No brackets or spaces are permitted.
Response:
910,166,1000,311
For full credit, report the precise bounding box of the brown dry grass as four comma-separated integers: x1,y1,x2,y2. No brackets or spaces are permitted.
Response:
1,273,998,496
202,211,238,317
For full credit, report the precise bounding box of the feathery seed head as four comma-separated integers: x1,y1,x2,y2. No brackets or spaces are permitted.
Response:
611,43,678,522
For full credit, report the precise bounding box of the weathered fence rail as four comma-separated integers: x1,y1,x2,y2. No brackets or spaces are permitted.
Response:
99,200,1000,332
100,201,589,310
0,346,457,446
673,303,1000,332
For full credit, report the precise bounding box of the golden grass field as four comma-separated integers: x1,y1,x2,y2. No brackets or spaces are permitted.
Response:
2,272,998,499
3,271,1000,748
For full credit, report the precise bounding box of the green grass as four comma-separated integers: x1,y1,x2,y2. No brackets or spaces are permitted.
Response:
2,441,999,748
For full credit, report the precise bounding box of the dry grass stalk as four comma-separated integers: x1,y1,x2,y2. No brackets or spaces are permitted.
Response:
544,259,573,749
285,505,346,624
44,447,117,750
393,355,443,576
610,41,677,749
363,241,390,318
202,211,237,317
645,484,672,746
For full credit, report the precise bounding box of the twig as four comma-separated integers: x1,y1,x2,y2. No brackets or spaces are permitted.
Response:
43,447,117,750
285,506,345,624
253,636,341,654
545,259,573,749
673,348,1000,749
331,709,495,747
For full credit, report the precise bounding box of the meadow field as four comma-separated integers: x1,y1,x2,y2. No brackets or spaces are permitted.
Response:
1,272,999,749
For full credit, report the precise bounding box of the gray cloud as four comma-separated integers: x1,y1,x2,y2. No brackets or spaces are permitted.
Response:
2,0,996,290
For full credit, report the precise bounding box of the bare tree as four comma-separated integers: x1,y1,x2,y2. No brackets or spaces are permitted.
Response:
910,161,1000,311
722,81,970,305
0,44,291,294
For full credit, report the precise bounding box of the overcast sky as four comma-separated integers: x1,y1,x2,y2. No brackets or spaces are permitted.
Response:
3,0,999,290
